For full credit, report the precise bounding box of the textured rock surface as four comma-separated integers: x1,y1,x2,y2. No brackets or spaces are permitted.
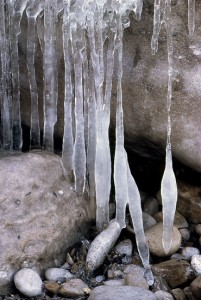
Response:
18,1,201,172
0,151,90,294
152,260,195,288
145,222,181,257
88,286,156,300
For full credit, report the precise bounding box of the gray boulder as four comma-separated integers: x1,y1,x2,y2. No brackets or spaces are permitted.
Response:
0,151,90,294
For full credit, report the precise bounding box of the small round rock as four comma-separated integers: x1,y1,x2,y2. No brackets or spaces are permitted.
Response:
115,239,133,256
191,255,201,275
154,290,174,300
182,247,200,260
14,268,43,297
145,222,181,257
45,267,73,281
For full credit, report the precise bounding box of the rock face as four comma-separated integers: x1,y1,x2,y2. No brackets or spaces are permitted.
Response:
18,0,201,172
0,151,90,294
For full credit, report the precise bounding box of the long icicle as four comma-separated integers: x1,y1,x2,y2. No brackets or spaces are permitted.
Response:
43,0,58,151
161,0,178,254
114,13,128,229
62,0,74,178
71,19,86,196
10,0,27,150
188,0,195,37
26,0,43,149
151,0,161,55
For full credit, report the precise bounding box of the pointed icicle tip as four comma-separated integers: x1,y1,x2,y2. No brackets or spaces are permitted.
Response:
162,229,173,254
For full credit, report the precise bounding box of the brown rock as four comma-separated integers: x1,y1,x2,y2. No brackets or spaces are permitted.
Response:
44,281,60,294
59,278,90,297
190,276,201,299
171,288,186,300
145,222,181,257
154,211,188,229
152,260,195,288
124,273,149,289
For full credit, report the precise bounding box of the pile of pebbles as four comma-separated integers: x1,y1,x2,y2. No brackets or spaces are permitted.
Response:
3,189,201,300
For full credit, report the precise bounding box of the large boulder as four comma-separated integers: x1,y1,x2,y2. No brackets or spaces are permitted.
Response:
18,0,201,172
0,151,90,294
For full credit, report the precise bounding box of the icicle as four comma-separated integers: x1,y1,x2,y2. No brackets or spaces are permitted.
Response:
9,0,27,150
114,13,128,229
188,0,195,37
26,0,44,149
71,18,86,196
161,0,178,254
126,155,154,286
0,1,13,150
87,5,112,230
151,0,161,55
43,0,58,151
61,0,74,178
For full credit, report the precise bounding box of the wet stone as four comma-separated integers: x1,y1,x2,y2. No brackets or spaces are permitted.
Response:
115,239,133,256
171,288,186,300
182,247,200,260
142,212,156,231
191,255,201,275
124,273,149,289
44,281,60,294
45,267,73,282
153,211,188,229
145,222,181,257
152,260,195,288
154,290,174,300
88,286,157,300
194,224,201,236
59,278,90,297
190,275,201,299
143,196,159,216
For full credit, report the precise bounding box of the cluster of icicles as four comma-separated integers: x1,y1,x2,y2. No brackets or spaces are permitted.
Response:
0,0,196,286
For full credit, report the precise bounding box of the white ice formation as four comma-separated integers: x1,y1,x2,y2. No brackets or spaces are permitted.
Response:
0,0,193,285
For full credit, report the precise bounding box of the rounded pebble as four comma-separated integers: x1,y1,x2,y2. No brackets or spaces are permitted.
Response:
88,286,156,300
45,267,73,281
145,222,181,257
154,290,174,300
190,275,201,299
179,228,190,241
142,212,157,230
115,239,133,256
171,288,186,300
182,247,200,260
14,268,43,297
191,255,201,275
143,196,159,216
124,273,149,289
59,278,90,297
195,224,201,235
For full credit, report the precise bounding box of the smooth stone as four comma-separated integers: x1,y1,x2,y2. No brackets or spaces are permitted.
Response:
190,276,201,299
154,211,188,229
0,152,90,294
152,260,195,288
45,268,73,281
182,247,200,260
195,224,201,236
191,255,201,275
88,286,157,300
179,228,191,241
143,196,159,216
183,287,196,300
142,212,157,231
44,281,60,294
14,268,43,297
145,222,181,257
103,279,125,286
59,278,90,297
115,239,133,256
171,288,186,300
123,264,145,277
124,273,149,289
154,290,174,300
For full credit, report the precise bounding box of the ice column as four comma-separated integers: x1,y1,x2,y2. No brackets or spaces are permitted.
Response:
188,0,195,37
62,0,74,178
26,0,44,149
43,0,58,151
151,0,161,54
161,0,178,254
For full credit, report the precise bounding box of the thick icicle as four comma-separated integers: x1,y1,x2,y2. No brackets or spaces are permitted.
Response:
114,14,128,229
61,0,74,178
188,0,195,37
10,0,27,150
87,5,111,230
43,0,58,151
126,155,154,286
151,0,161,55
161,0,178,254
0,1,12,150
71,16,86,196
26,0,43,149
